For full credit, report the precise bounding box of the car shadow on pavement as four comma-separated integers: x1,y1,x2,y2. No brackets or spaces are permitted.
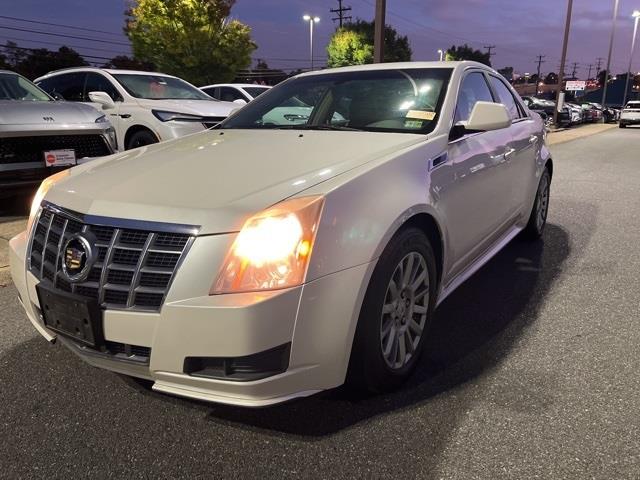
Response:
0,193,31,222
205,223,573,438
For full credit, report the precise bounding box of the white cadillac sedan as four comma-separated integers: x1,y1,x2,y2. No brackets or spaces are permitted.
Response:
9,61,551,407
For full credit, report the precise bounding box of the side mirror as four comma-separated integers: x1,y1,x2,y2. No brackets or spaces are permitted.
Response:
233,98,247,105
88,91,116,109
465,101,512,132
51,92,65,101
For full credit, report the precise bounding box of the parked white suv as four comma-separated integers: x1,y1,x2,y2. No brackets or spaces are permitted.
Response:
619,101,640,128
35,68,238,150
200,83,271,104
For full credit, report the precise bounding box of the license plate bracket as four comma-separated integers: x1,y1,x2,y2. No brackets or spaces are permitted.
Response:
44,149,76,167
36,283,104,348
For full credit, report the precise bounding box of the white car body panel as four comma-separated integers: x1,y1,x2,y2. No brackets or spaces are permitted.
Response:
11,61,551,406
34,68,237,151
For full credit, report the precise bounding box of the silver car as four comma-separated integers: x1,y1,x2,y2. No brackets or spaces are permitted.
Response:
0,70,116,199
10,61,552,406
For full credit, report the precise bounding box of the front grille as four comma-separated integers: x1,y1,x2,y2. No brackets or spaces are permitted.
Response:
29,204,196,311
0,135,111,165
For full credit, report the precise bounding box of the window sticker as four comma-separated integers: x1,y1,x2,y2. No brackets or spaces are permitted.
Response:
406,110,436,121
404,120,424,129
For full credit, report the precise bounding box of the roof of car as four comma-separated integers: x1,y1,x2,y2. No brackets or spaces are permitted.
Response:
295,61,488,77
200,83,272,89
35,66,177,81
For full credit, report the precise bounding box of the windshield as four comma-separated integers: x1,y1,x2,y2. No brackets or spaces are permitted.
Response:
112,73,212,100
221,68,453,134
0,72,51,101
244,87,270,98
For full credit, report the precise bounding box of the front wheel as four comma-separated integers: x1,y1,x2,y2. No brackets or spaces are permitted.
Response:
523,168,551,240
126,130,159,150
619,123,627,128
347,227,437,393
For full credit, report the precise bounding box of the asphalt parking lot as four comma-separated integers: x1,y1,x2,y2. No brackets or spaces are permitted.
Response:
1,127,639,479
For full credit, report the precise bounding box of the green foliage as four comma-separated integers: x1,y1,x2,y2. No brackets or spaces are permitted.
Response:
327,20,412,68
125,0,256,85
545,72,558,84
2,42,88,79
445,44,491,67
497,66,513,82
327,29,373,67
0,52,9,70
103,55,155,71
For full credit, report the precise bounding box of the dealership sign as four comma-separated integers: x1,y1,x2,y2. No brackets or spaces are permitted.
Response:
566,80,586,91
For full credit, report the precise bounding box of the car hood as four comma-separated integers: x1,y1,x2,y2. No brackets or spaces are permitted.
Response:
134,98,237,117
46,129,426,234
0,100,102,125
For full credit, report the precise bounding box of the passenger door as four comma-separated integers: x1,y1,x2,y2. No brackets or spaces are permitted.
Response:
433,71,514,277
488,75,538,216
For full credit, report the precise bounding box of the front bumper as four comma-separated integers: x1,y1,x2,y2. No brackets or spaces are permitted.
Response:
620,114,640,125
10,231,372,407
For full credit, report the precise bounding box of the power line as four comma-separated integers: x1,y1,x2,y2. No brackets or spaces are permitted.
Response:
0,25,131,46
330,0,352,28
0,43,113,61
0,35,130,56
0,15,126,38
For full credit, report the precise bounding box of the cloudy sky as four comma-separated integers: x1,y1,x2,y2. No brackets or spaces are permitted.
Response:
1,0,639,77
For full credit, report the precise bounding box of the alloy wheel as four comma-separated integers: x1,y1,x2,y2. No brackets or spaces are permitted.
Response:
536,174,550,231
380,251,429,370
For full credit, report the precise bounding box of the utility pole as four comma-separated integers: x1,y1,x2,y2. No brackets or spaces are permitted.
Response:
570,62,580,79
586,63,594,80
554,0,573,127
602,0,620,108
330,0,352,28
595,57,604,75
484,45,496,59
374,0,386,63
535,54,546,95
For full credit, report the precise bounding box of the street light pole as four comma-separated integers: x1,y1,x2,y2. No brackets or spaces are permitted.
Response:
622,11,640,107
374,0,386,63
554,0,573,127
601,0,620,108
437,49,444,61
303,15,320,71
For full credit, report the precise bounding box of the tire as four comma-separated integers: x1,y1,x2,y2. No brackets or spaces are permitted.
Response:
619,123,626,128
523,168,551,240
126,129,159,150
347,227,437,393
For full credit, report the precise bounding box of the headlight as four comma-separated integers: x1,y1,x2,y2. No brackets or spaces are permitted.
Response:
26,170,70,234
105,126,117,149
212,196,324,294
152,110,204,122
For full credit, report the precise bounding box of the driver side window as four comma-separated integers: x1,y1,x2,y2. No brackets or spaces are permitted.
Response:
454,72,494,124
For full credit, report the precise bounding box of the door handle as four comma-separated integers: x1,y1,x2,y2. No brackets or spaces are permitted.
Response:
505,147,516,157
119,114,132,119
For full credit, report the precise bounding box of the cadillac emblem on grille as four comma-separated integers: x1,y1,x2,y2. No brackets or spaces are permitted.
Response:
61,233,97,283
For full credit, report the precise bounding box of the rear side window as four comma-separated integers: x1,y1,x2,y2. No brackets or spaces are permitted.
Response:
219,86,245,102
85,73,122,101
489,76,522,120
454,72,494,123
201,87,218,99
37,72,86,101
